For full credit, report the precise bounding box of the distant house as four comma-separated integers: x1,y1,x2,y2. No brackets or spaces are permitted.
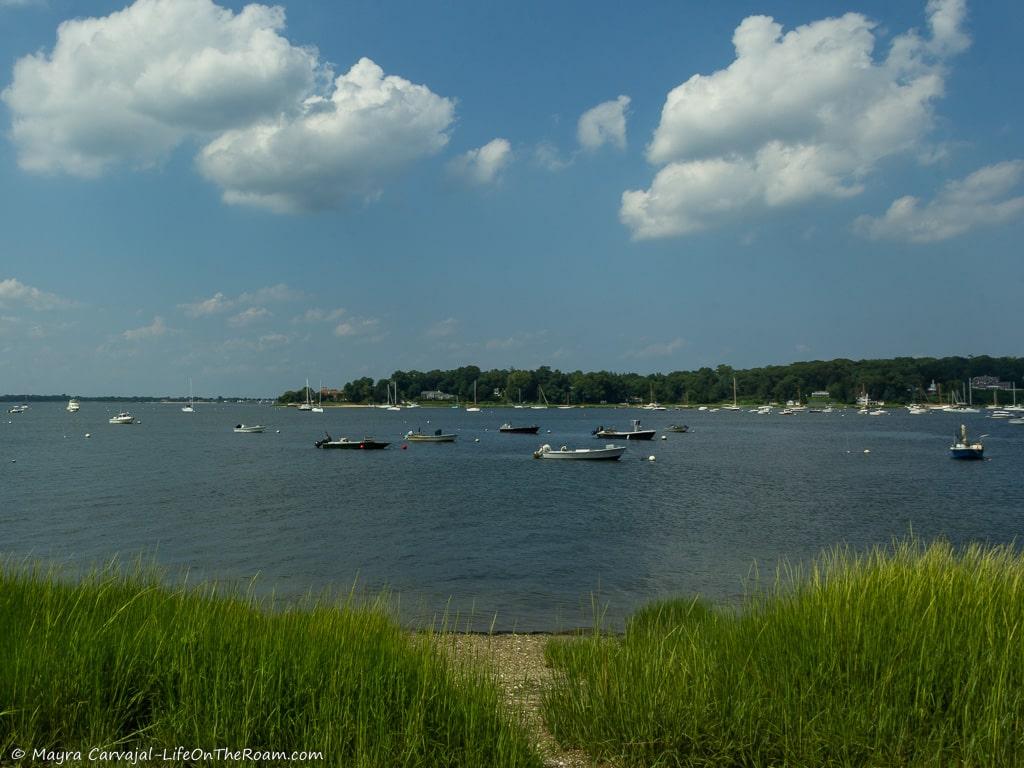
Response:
420,390,455,401
809,390,830,400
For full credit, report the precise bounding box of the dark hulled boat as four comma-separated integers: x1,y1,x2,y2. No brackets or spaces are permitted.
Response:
499,423,540,434
315,433,389,449
592,419,656,440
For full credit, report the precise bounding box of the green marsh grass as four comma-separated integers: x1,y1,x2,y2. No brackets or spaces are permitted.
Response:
0,563,542,767
543,539,1024,767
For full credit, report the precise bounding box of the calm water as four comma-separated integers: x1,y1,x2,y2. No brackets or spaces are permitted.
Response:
2,402,1022,630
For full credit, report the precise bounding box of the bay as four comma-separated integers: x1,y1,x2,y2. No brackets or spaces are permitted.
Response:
1,402,1021,630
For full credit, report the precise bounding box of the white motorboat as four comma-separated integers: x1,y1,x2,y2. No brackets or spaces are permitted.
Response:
534,443,626,460
404,429,457,442
234,424,265,433
109,412,136,424
66,398,80,413
8,404,29,414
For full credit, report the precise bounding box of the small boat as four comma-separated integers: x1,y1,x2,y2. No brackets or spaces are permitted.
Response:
665,424,689,433
534,443,626,460
466,380,481,412
499,423,540,434
66,398,80,413
109,412,136,424
8,404,29,414
314,432,388,449
404,429,457,442
298,378,314,410
949,424,984,460
234,424,265,433
181,377,195,413
592,419,656,440
311,379,324,413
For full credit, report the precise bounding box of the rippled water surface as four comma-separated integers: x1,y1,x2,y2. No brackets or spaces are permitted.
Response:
2,403,1021,629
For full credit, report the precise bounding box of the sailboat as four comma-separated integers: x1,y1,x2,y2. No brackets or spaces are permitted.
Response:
312,380,324,413
643,383,667,410
723,377,741,411
466,380,481,412
531,385,549,409
387,381,401,411
558,390,573,409
181,378,195,413
298,378,313,410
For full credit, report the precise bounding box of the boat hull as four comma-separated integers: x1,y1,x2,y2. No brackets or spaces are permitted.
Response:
594,430,655,440
316,437,388,449
949,447,984,460
405,434,456,442
499,425,539,434
534,444,625,460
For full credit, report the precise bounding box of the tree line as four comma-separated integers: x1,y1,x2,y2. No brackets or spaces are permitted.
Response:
276,356,1024,407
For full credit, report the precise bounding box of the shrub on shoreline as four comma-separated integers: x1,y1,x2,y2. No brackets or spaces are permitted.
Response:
0,565,542,767
543,539,1024,767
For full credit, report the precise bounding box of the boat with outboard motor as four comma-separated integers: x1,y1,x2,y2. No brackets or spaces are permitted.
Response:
66,398,80,413
234,424,265,433
665,424,689,433
315,432,389,449
534,443,626,460
592,419,655,440
404,429,456,442
109,412,136,424
499,423,539,434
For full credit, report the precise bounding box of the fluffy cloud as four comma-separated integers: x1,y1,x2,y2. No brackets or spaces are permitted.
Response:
448,138,512,185
4,0,454,212
623,0,969,239
0,278,73,310
179,284,300,317
295,307,346,323
198,58,455,211
228,306,271,327
334,317,380,338
3,0,319,176
578,95,630,151
123,316,169,340
854,160,1024,242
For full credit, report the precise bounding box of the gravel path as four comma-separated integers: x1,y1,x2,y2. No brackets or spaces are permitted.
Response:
441,633,599,768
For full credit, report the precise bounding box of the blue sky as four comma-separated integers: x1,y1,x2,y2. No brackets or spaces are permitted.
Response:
0,0,1021,397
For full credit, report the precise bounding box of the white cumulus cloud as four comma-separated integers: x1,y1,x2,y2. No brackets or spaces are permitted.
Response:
2,0,319,176
123,316,169,341
3,0,454,213
0,278,73,310
578,95,630,151
854,160,1024,242
198,57,455,212
447,138,512,185
179,284,300,317
623,0,969,239
228,306,271,327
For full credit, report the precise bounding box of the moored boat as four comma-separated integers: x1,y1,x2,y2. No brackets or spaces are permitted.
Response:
533,443,626,460
109,412,136,424
949,424,984,460
593,419,655,440
499,423,539,434
66,398,80,413
404,429,457,442
665,424,689,433
8,404,29,414
315,432,388,449
234,424,265,433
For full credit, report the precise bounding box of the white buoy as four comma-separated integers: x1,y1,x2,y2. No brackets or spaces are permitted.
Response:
661,435,667,440
474,437,480,442
864,449,871,454
648,455,656,461
275,429,281,433
85,433,91,438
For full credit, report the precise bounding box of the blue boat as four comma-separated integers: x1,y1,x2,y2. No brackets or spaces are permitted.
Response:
949,424,984,460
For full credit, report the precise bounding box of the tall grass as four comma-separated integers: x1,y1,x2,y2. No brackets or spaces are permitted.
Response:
543,538,1024,767
0,563,542,767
